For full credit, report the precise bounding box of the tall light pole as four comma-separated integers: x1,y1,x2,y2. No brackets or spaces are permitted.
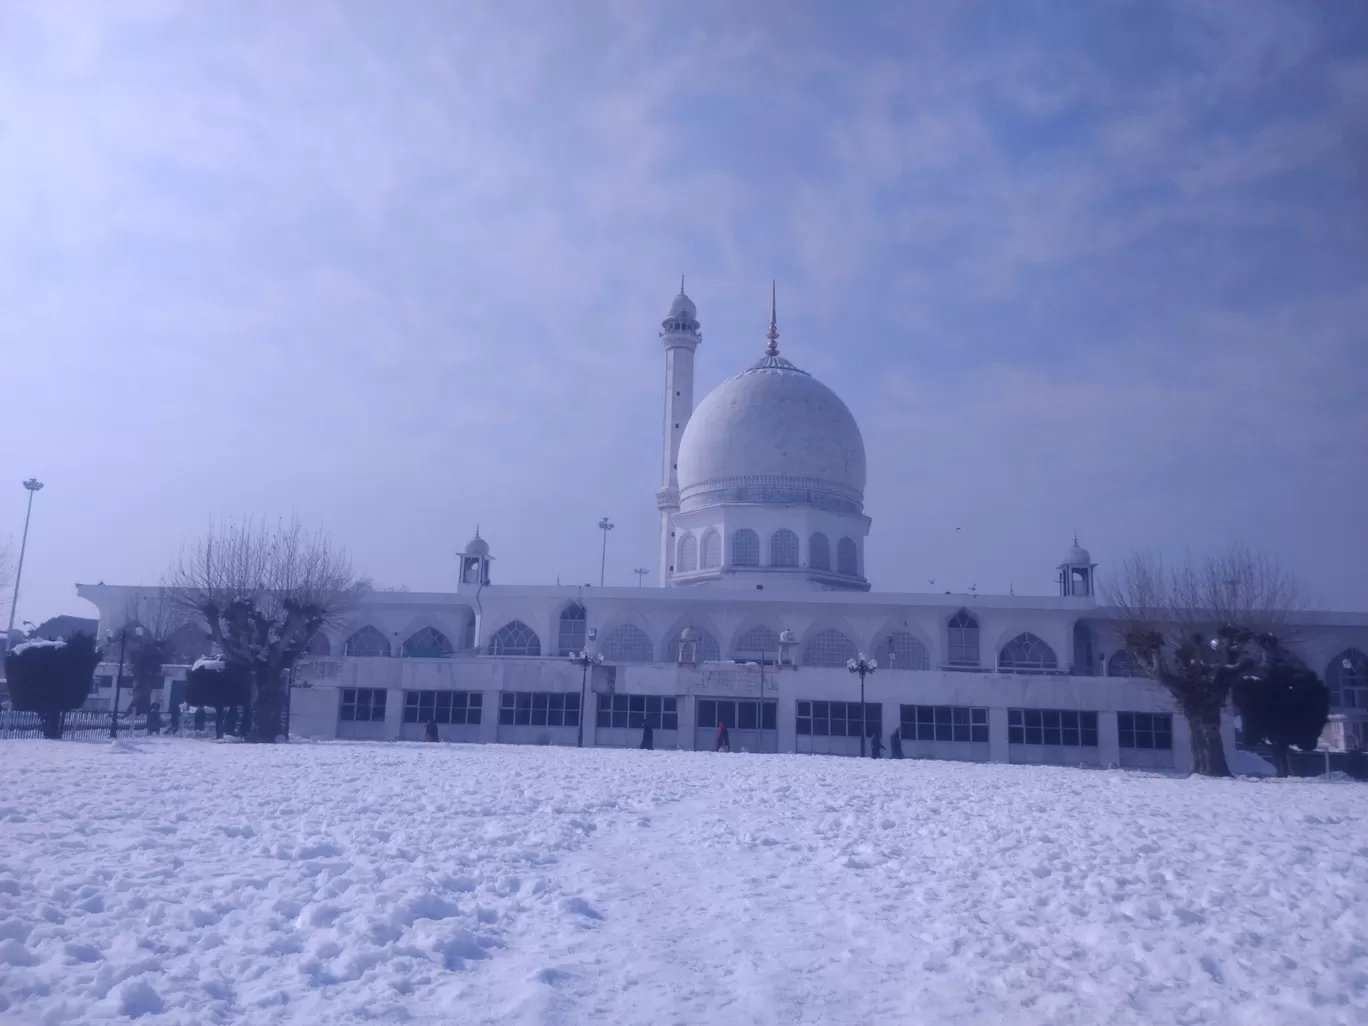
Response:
569,649,603,748
597,517,614,587
847,653,878,757
633,568,649,588
5,478,44,652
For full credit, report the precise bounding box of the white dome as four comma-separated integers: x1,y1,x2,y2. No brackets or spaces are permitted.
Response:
1062,542,1091,565
677,350,866,514
464,532,489,556
668,291,697,322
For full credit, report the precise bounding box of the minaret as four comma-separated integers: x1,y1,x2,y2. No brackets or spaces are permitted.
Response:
655,277,702,584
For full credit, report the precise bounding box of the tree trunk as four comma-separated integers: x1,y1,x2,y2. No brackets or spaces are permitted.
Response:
1275,743,1291,778
214,706,225,739
42,710,63,740
249,665,284,743
1187,706,1232,777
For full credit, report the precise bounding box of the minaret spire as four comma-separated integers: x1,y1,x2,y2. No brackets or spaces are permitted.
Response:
680,273,686,295
765,279,779,355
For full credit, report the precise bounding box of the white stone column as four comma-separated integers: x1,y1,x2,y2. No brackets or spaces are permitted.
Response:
1097,710,1120,769
988,706,1011,764
382,686,404,741
677,686,697,751
478,690,501,744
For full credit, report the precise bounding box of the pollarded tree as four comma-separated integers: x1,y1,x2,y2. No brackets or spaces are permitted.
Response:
185,657,250,739
1105,544,1300,777
115,592,188,715
1234,647,1330,777
167,518,360,743
4,632,103,738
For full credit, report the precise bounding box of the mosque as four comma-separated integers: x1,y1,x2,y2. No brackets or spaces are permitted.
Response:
75,285,1368,769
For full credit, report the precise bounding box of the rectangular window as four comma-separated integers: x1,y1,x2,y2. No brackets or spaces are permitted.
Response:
1008,709,1098,747
597,694,679,730
403,690,482,725
900,705,989,744
499,692,579,728
341,688,387,722
1118,712,1172,751
798,700,882,738
695,698,776,731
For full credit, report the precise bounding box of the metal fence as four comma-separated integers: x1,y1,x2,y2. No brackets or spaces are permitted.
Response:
0,707,282,741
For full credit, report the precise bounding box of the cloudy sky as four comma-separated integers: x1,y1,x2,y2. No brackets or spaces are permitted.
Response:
1,0,1365,626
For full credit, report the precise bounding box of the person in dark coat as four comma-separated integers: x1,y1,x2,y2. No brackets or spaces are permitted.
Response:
716,720,730,753
147,702,162,735
640,721,654,750
193,706,206,733
869,729,884,759
423,719,439,742
169,702,181,734
890,727,903,759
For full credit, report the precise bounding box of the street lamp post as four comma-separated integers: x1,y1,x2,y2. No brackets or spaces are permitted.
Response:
569,649,603,748
106,624,144,738
847,653,878,757
5,479,44,652
633,568,649,588
597,518,614,587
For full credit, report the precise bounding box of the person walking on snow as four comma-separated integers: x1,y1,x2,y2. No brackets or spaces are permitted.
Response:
716,720,730,753
424,719,439,742
869,729,884,759
889,726,903,759
640,721,654,750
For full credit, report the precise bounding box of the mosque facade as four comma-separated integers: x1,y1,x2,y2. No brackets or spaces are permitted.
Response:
75,286,1368,769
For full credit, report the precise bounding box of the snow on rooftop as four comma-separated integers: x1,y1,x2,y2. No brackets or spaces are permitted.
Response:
0,742,1364,1025
7,637,66,656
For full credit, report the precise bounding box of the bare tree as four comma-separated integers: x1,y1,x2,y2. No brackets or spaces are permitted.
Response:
167,518,360,742
1105,544,1301,777
111,591,189,715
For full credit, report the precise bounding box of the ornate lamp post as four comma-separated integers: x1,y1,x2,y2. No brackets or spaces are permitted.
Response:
569,649,603,748
106,624,145,738
846,653,878,757
5,478,44,653
633,567,649,588
597,518,614,587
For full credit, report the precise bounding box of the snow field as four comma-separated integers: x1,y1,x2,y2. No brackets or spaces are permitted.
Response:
0,739,1365,1025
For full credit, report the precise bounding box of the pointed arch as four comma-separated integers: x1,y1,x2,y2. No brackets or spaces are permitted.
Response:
836,537,858,576
700,530,721,569
769,529,799,567
733,624,781,661
345,625,392,658
601,623,654,663
1327,648,1367,707
999,632,1058,673
882,631,929,671
947,609,979,667
677,534,698,573
804,628,857,667
1107,649,1144,678
732,528,760,567
557,603,586,656
402,626,453,658
489,620,541,657
809,532,830,571
306,632,332,657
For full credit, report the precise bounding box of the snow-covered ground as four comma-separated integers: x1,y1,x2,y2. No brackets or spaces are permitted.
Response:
1,741,1365,1026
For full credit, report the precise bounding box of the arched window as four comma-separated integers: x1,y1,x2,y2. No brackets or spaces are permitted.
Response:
557,604,586,656
305,632,331,657
836,537,858,576
999,632,1058,673
700,530,721,569
734,625,780,661
1107,650,1144,678
883,631,929,671
769,529,799,567
677,534,698,573
489,620,540,657
601,624,654,663
1327,649,1368,708
402,626,453,658
673,627,722,663
805,628,857,667
809,533,830,571
345,625,391,657
947,610,979,667
732,528,760,567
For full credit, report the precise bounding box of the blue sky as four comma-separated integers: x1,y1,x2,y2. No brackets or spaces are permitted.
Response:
1,0,1365,625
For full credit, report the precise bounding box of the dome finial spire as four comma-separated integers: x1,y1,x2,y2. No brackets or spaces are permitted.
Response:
766,279,779,355
679,273,686,296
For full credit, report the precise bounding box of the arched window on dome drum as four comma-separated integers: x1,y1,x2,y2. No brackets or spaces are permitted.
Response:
1107,649,1143,678
883,631,929,671
734,625,780,662
489,620,540,657
701,530,721,569
601,624,654,663
809,533,830,571
804,628,857,668
836,537,858,576
732,529,760,567
947,610,979,667
677,534,698,573
557,604,586,656
402,626,453,658
769,529,799,567
305,632,331,657
345,625,391,658
998,632,1058,674
1326,649,1368,708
